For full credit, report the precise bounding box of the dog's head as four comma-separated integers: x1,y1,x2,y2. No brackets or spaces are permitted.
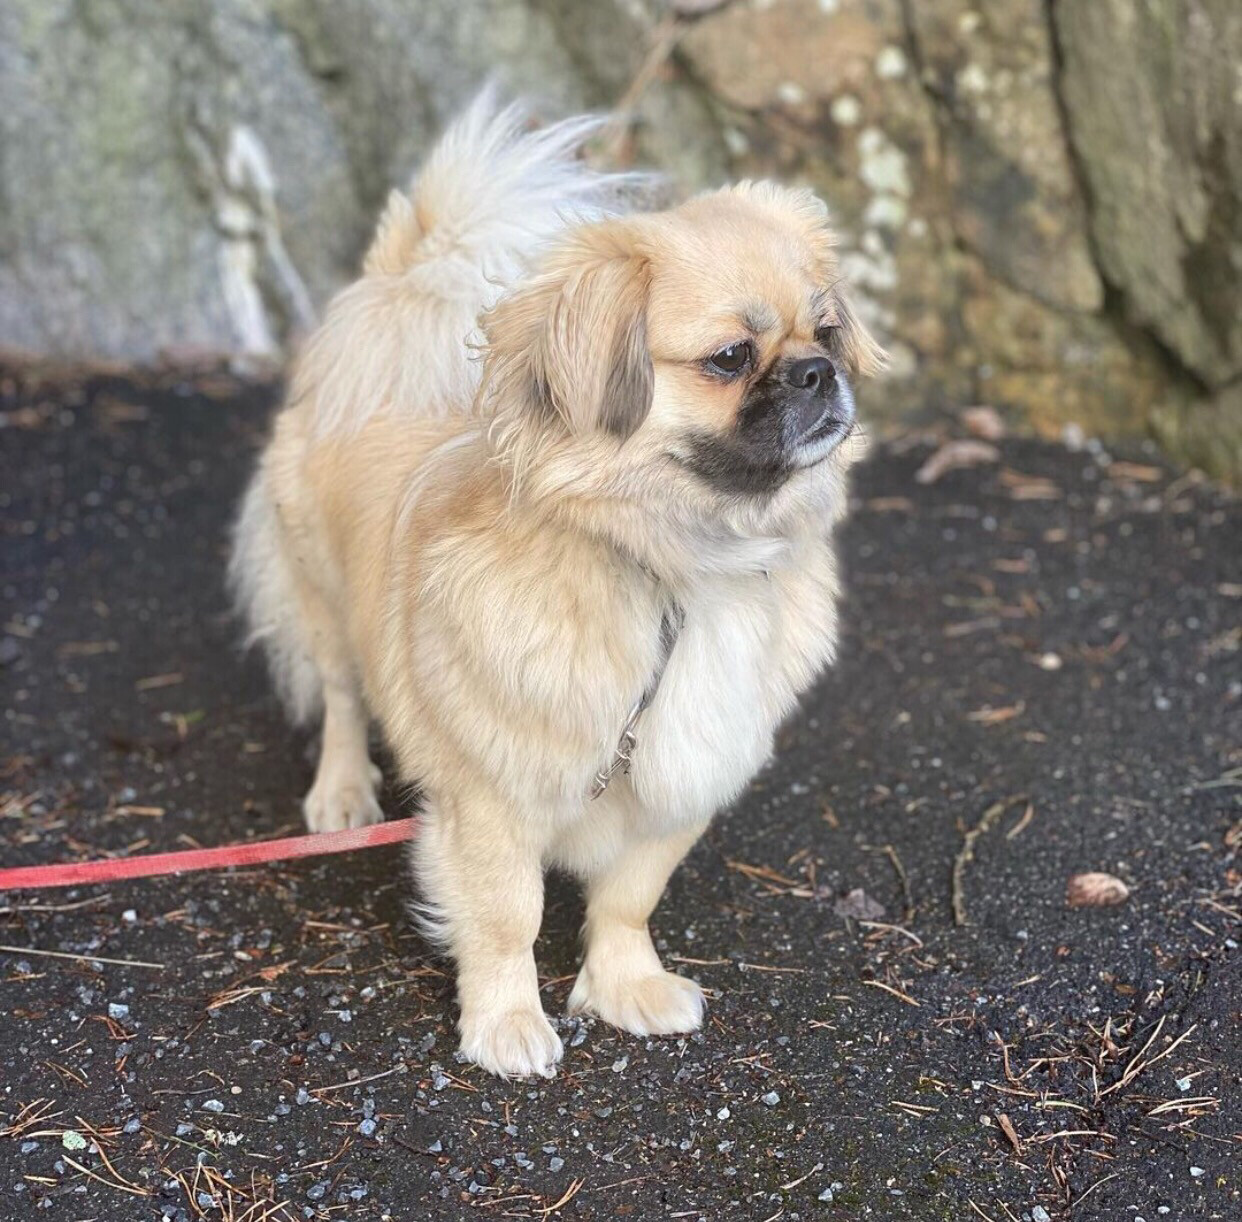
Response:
480,182,884,517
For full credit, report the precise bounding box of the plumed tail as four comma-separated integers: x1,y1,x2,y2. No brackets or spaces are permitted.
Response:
305,88,640,435
364,87,634,281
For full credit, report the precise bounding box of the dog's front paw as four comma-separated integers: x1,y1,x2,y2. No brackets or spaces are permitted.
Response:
303,772,384,833
568,965,705,1037
459,1007,564,1079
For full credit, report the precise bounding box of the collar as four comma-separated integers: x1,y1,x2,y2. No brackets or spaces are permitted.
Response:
589,597,685,800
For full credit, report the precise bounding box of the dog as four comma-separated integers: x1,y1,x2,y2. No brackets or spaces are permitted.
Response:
230,93,883,1078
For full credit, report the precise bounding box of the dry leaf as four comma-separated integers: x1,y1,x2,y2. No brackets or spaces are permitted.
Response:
966,702,1025,725
834,888,885,921
915,440,1000,485
1107,461,1163,483
960,405,1005,441
995,1112,1023,1154
1066,872,1130,908
998,468,1061,500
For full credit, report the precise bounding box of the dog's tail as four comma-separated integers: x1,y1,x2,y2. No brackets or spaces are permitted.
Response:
304,89,636,435
364,87,628,281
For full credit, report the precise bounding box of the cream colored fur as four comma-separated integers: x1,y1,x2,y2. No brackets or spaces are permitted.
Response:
231,95,879,1077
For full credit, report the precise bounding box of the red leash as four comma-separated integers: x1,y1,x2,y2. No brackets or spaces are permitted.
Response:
0,818,416,891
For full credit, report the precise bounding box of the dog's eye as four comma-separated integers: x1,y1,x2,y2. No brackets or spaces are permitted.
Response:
708,342,753,375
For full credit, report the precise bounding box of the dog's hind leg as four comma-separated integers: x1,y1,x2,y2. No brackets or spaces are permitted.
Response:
292,581,383,834
302,675,383,833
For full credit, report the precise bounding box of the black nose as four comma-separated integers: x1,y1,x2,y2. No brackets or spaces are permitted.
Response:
786,356,835,392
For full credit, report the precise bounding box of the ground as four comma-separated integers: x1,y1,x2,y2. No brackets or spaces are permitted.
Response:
0,370,1238,1222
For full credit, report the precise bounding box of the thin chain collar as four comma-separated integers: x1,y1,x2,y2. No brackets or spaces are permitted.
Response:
588,590,685,801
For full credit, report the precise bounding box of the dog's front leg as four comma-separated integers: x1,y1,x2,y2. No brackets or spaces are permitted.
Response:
412,791,562,1079
568,824,707,1036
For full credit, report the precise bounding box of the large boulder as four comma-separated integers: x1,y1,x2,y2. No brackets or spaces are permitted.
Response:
0,0,724,365
0,0,1238,479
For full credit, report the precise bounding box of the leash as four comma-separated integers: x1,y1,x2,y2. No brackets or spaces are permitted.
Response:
3,578,681,885
0,817,416,891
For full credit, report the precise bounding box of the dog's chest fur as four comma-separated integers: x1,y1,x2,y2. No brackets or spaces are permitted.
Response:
629,545,839,825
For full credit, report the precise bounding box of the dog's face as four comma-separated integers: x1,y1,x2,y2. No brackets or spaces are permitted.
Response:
482,183,884,509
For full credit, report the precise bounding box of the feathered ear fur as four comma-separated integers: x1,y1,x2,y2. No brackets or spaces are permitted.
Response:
832,287,887,378
480,219,653,440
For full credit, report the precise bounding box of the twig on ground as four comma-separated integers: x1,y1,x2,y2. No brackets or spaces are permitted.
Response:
953,798,1021,926
0,944,165,970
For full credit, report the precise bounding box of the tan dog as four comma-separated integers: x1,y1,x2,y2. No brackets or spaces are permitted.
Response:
231,94,882,1078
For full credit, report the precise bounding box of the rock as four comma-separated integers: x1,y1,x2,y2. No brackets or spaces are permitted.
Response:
0,0,724,366
1055,0,1242,390
0,0,1238,479
1066,872,1130,908
833,887,886,921
906,0,1102,313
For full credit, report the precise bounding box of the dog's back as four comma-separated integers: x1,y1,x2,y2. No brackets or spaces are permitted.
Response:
231,92,630,724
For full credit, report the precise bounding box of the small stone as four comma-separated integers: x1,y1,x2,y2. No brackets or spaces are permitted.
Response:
427,1140,443,1154
295,1088,311,1106
716,1107,730,1120
548,1157,564,1172
611,1056,628,1073
107,1003,130,1021
306,1182,327,1201
20,1142,37,1155
1066,872,1130,907
356,1118,377,1138
201,1100,225,1114
1031,1207,1051,1222
761,1091,781,1107
1189,1166,1206,1178
123,1118,141,1135
121,909,138,923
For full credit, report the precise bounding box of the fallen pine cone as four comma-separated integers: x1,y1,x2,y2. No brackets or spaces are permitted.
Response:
1066,872,1130,907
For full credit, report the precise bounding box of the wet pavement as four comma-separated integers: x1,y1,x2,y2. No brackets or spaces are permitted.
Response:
1,370,1239,1220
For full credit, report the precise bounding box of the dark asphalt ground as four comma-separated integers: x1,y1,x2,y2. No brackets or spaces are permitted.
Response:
1,370,1238,1222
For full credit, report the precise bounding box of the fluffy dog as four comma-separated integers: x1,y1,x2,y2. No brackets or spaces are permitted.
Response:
231,94,882,1078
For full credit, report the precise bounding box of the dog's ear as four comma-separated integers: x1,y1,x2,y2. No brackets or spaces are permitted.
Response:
481,220,653,439
831,287,887,379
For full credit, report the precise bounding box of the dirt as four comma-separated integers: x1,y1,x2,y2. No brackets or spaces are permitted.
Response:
1,370,1238,1221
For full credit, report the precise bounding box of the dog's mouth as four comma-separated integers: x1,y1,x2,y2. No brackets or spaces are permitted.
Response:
788,386,856,466
798,405,852,447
